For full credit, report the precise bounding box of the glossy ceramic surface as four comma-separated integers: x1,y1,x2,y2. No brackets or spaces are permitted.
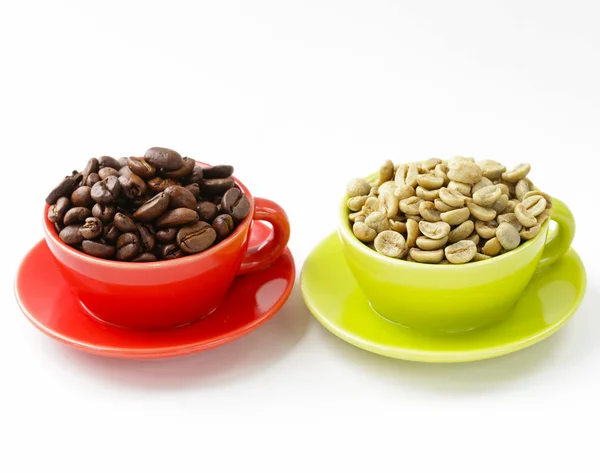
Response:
43,168,291,330
338,194,576,332
16,222,296,359
301,231,586,363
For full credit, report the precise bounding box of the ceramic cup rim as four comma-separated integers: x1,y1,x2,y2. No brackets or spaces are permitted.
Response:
44,162,255,271
338,177,550,270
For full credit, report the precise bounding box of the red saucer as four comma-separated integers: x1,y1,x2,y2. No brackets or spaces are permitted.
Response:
15,222,296,359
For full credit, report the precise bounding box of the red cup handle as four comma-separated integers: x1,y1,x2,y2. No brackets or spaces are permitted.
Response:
238,197,290,275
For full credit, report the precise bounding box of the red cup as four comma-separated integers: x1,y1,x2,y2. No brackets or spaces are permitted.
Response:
43,172,290,330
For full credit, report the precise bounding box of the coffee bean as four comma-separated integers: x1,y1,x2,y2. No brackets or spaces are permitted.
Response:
114,212,138,232
99,167,119,179
64,207,92,226
48,197,71,223
159,243,184,260
81,158,99,187
59,225,84,245
202,165,234,179
418,221,451,240
118,166,133,177
156,228,178,243
98,156,121,170
92,203,116,223
46,174,82,205
409,248,444,264
177,222,217,254
133,192,170,222
496,222,521,250
184,183,200,198
116,233,141,261
416,235,447,251
86,172,101,187
127,157,156,179
196,201,218,222
91,175,121,203
212,214,234,240
82,240,115,259
137,224,156,252
118,173,147,199
221,188,251,222
133,253,157,262
201,177,235,196
102,222,121,243
156,208,199,228
71,186,94,207
445,240,477,264
79,217,103,240
164,157,195,179
352,221,377,242
374,230,407,258
144,147,184,171
188,166,204,184
148,177,177,194
165,185,196,210
118,157,128,167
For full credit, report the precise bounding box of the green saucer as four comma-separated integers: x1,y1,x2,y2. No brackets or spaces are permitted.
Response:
300,232,587,363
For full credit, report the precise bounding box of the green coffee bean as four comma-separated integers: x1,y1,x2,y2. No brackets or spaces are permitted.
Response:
492,194,509,213
482,237,502,256
448,220,475,243
514,202,537,227
434,198,455,212
347,195,368,211
440,206,470,225
374,230,407,258
416,174,444,190
478,160,506,180
347,178,370,197
418,221,451,240
406,218,420,248
353,221,376,242
445,240,477,264
447,180,472,197
409,248,444,264
419,201,441,222
520,224,541,240
520,195,547,217
439,187,466,208
496,222,521,250
467,201,497,221
365,211,389,233
447,159,483,184
415,186,440,201
399,196,422,216
376,160,395,186
416,235,448,250
475,220,498,239
472,185,501,207
472,177,494,194
502,163,531,183
379,191,399,217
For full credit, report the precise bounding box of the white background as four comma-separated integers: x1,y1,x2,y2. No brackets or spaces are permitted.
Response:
1,1,599,471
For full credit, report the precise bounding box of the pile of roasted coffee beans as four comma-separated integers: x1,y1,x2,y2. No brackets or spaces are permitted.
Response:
46,147,251,261
346,157,552,264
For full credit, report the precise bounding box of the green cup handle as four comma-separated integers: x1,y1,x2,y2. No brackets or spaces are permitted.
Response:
536,197,576,272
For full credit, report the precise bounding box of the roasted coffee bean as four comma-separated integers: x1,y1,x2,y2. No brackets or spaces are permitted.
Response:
63,207,92,226
221,188,251,221
71,186,94,207
102,222,121,243
156,227,178,243
81,158,99,186
92,203,116,223
114,212,138,232
148,177,177,193
133,253,157,262
46,148,244,261
59,225,85,245
137,224,156,252
82,240,115,259
177,222,217,254
165,185,196,210
164,157,195,179
79,217,103,240
188,166,204,184
98,156,121,170
212,214,234,240
184,183,201,198
127,157,156,179
91,175,121,203
116,233,141,261
156,208,199,228
46,173,82,205
118,173,147,199
48,197,71,223
202,177,235,196
132,192,170,222
144,147,184,170
197,201,218,222
159,243,184,260
98,167,119,179
202,165,234,179
118,166,133,177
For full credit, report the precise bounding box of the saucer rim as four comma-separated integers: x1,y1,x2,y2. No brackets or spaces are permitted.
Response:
15,238,296,359
300,232,587,363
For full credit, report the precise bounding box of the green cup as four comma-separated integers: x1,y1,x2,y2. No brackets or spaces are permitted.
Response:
338,192,576,333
